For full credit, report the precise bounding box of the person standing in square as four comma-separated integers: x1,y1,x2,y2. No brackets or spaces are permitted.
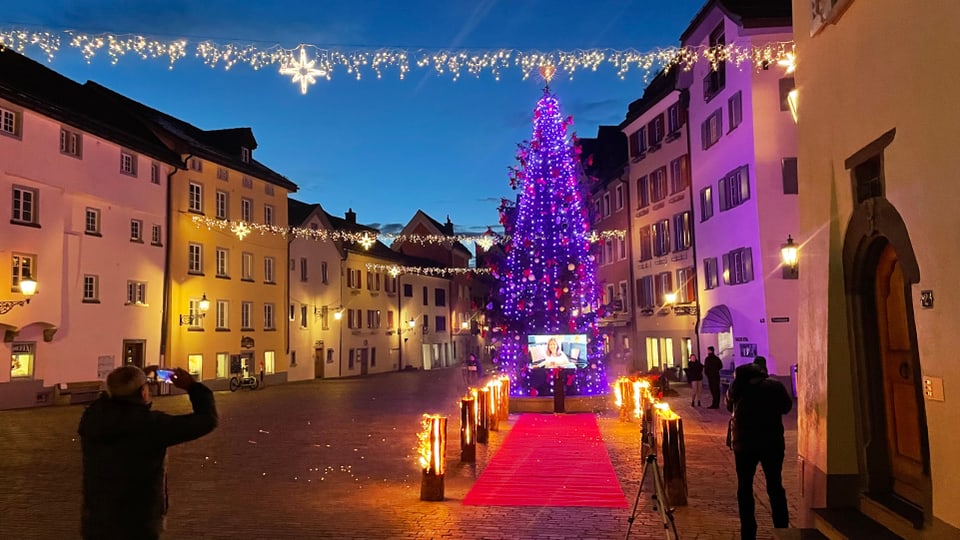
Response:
704,346,723,408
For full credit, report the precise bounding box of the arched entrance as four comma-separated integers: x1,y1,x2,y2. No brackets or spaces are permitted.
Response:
844,198,930,523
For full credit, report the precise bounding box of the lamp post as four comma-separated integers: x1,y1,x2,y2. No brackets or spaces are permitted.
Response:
0,274,38,315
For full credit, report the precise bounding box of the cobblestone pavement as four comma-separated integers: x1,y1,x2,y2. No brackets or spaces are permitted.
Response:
0,369,798,539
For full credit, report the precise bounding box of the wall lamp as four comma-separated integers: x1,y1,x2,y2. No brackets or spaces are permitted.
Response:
781,235,799,278
0,275,38,315
179,293,210,326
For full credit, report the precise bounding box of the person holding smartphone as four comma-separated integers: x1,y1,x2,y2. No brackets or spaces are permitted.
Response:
78,366,218,540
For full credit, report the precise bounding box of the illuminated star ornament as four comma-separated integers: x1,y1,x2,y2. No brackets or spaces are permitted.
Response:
280,46,326,95
231,221,252,240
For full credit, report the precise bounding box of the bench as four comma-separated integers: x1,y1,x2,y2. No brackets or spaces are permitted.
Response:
56,381,103,405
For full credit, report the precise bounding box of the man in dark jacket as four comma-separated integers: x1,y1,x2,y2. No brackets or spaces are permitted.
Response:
79,366,218,540
726,357,792,539
703,346,724,408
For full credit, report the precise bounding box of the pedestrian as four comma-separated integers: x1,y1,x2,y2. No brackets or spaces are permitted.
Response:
78,366,218,540
704,346,723,408
464,352,482,385
726,356,792,539
684,354,704,407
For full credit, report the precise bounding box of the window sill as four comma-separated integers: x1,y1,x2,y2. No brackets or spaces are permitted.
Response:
241,278,254,283
130,239,144,244
10,220,41,228
216,328,231,332
665,131,681,143
120,171,137,178
151,242,163,247
188,210,205,215
188,271,205,277
216,274,231,280
85,231,102,237
187,327,204,332
82,299,101,304
264,328,277,332
241,327,254,332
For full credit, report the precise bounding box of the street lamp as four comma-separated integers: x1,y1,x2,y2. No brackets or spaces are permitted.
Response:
179,293,210,326
0,274,38,315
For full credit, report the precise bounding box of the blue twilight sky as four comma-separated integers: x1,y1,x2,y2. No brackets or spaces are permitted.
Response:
1,0,704,236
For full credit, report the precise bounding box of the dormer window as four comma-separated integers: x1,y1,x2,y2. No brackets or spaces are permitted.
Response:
241,147,251,163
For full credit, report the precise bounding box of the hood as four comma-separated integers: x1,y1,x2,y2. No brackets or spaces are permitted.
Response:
78,394,153,444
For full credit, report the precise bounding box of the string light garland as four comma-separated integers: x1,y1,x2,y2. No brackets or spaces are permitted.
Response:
0,27,795,93
364,263,490,277
191,216,624,245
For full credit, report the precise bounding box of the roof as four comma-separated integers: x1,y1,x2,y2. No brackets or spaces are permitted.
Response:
83,81,298,192
581,125,628,183
680,0,792,43
0,49,182,165
404,210,472,257
288,198,320,227
619,68,680,129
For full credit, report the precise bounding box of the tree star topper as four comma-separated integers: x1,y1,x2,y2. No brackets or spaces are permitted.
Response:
280,46,326,94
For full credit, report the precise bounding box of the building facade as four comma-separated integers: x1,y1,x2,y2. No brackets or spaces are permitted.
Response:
680,0,798,377
793,0,960,535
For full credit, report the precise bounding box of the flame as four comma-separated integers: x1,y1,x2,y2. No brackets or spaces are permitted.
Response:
417,414,446,475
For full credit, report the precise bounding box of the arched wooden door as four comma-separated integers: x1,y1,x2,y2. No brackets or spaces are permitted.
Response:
874,243,924,505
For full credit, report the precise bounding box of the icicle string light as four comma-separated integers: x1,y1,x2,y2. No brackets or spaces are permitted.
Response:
0,27,795,92
363,264,490,277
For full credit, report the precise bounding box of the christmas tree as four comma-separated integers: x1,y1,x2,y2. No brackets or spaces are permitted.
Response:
491,86,608,397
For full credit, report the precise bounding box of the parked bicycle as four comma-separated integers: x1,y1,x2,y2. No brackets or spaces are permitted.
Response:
229,371,260,392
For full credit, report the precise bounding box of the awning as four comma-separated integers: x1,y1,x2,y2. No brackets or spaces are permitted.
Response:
700,304,733,334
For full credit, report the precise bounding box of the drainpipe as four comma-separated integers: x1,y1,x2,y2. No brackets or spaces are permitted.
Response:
397,273,403,371
681,90,704,358
159,154,187,367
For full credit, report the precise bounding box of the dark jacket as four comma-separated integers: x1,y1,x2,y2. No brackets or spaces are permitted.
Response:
79,383,218,539
684,361,704,382
703,353,723,380
726,364,792,452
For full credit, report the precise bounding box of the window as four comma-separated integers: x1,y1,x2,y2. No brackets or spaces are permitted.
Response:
321,261,328,284
320,306,330,330
216,353,229,379
84,208,101,235
347,268,362,289
151,224,162,246
216,247,229,277
719,165,751,211
619,281,629,312
779,78,797,111
366,271,380,291
593,198,601,219
677,266,696,303
60,128,82,157
629,126,648,158
385,274,397,294
12,186,38,225
216,190,229,219
782,157,799,195
82,275,99,302
150,163,161,185
242,252,254,281
242,176,253,189
264,204,274,225
300,304,308,328
188,243,203,274
300,258,308,281
669,155,690,194
264,257,275,283
636,275,655,310
367,310,382,329
11,343,35,379
347,309,358,329
265,184,274,196
723,247,754,285
422,286,429,306
127,219,142,242
187,355,202,378
652,220,670,257
241,147,251,163
289,303,296,321
216,300,229,329
702,109,723,149
217,167,229,181
241,198,253,222
422,315,429,332
435,316,447,332
672,211,692,252
188,182,203,213
604,284,615,306
700,187,714,221
704,257,720,290
241,302,253,330
615,184,624,211
263,351,275,374
650,167,668,203
703,23,726,101
618,236,626,260
667,103,682,135
264,303,276,330
188,158,203,171
126,281,147,305
728,91,743,131
12,254,35,292
654,272,673,305
435,288,446,307
647,114,665,149
120,151,137,176
604,239,614,265
403,283,413,297
639,227,652,261
0,106,19,136
602,192,611,217
636,176,649,209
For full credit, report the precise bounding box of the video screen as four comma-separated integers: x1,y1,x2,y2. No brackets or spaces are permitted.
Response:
527,334,588,369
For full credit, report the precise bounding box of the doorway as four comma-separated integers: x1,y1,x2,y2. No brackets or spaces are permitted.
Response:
314,342,324,379
122,340,145,369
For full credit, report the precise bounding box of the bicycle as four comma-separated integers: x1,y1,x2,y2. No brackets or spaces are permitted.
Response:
229,371,260,392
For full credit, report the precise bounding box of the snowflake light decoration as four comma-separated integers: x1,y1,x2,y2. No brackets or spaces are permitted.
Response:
279,46,326,95
231,221,252,240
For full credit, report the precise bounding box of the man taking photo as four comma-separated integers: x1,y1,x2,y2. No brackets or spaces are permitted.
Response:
79,366,218,540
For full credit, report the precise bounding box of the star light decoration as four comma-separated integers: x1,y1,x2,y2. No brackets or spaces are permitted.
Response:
280,46,328,94
231,221,252,240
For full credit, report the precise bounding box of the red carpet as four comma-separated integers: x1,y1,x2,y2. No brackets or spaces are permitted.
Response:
462,413,628,507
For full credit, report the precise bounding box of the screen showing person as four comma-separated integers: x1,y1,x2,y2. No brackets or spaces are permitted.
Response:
527,334,587,369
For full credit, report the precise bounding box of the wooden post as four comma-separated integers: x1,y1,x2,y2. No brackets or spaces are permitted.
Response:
487,382,500,432
656,410,688,507
460,396,476,463
476,388,489,444
419,415,447,501
553,368,565,413
499,376,510,420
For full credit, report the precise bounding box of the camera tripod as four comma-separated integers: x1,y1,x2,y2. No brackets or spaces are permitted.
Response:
624,426,679,539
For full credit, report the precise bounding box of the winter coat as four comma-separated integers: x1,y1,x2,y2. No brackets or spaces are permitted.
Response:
703,353,723,380
78,383,218,539
684,361,704,382
725,364,792,452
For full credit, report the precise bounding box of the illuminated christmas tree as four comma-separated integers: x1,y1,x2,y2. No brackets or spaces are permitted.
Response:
492,85,607,397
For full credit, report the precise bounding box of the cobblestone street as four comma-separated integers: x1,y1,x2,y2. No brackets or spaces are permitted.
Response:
0,368,798,539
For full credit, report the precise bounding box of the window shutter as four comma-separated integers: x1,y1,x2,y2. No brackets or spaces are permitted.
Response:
718,178,728,210
740,165,751,201
701,121,708,150
681,155,690,189
743,248,754,282
722,253,731,285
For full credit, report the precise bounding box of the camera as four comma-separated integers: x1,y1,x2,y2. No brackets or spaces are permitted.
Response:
156,369,175,383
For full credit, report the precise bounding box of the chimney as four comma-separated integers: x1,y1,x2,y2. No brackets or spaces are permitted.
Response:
345,208,356,224
444,215,454,235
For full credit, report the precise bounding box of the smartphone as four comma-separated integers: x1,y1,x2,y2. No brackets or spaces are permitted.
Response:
156,369,175,383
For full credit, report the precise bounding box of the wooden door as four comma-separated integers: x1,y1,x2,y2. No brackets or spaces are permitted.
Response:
314,348,324,379
123,340,144,368
875,244,924,504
